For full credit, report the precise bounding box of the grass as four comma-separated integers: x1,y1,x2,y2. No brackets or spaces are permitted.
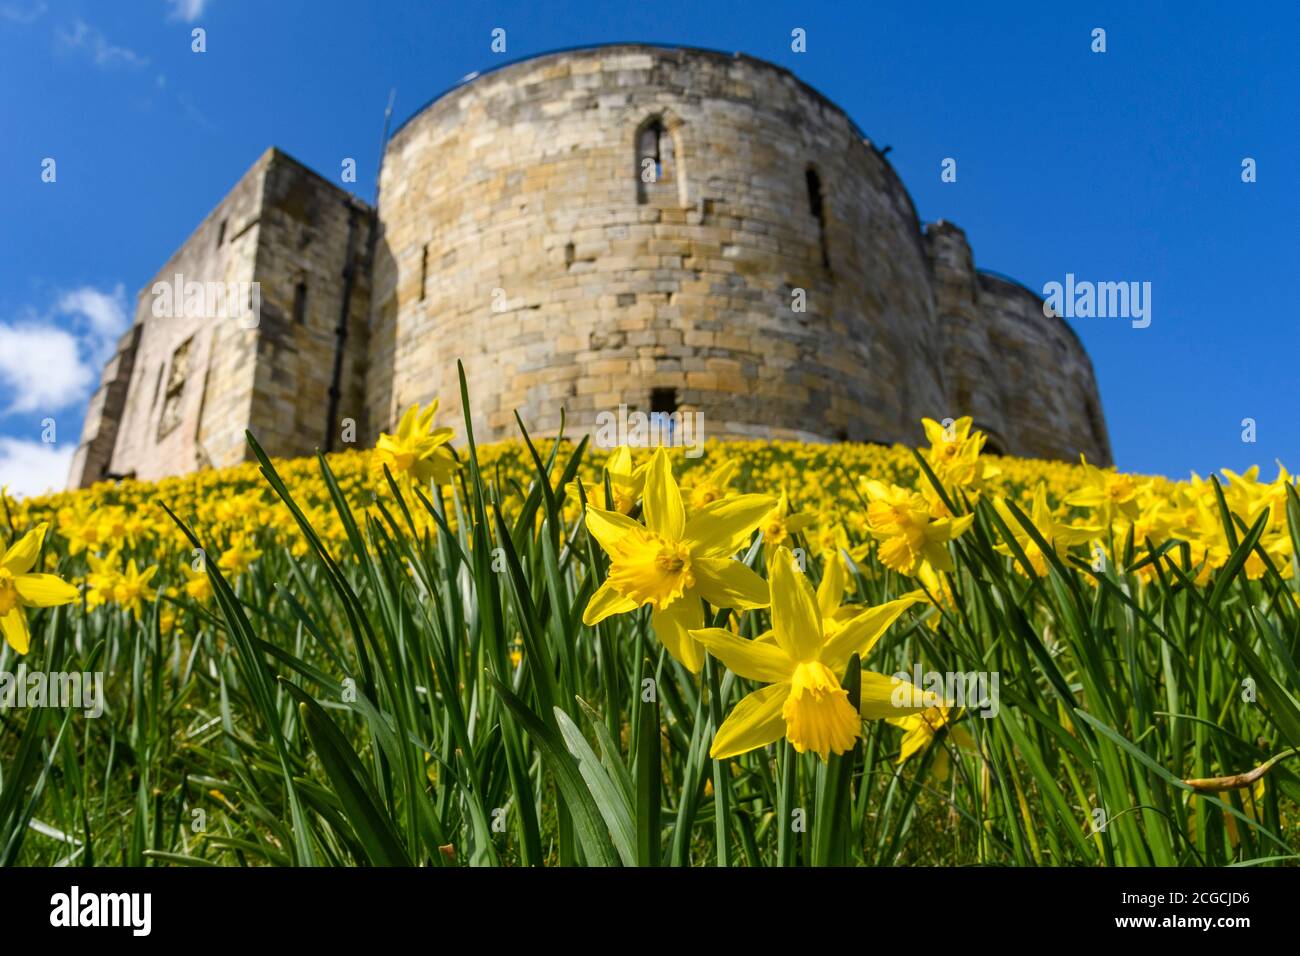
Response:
2,366,1298,866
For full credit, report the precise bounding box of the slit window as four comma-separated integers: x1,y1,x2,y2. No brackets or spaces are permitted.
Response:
216,219,227,247
806,167,830,270
292,280,308,325
419,244,429,301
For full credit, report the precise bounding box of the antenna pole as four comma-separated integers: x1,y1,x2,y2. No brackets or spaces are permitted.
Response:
374,87,396,206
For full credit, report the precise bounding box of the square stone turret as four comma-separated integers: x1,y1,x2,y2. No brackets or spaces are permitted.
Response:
67,148,372,488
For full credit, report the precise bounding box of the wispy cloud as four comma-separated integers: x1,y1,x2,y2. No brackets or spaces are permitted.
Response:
0,437,74,499
0,283,129,416
0,323,94,415
164,0,210,23
58,285,130,350
56,18,148,69
0,0,46,24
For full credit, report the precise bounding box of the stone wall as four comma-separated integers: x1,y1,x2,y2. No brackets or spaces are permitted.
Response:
243,153,372,461
977,272,1112,463
67,149,371,487
66,325,142,485
368,45,948,446
69,44,1113,490
926,219,1111,463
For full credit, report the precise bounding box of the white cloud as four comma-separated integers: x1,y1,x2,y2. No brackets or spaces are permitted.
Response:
0,1,46,24
56,18,148,69
164,0,209,23
58,283,128,356
0,437,73,499
0,284,129,416
0,323,94,414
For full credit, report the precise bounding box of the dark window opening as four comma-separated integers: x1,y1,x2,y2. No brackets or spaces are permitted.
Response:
216,219,227,247
805,167,830,270
419,244,429,301
650,387,678,414
564,241,575,268
636,118,673,204
835,429,849,442
292,280,308,325
156,336,193,441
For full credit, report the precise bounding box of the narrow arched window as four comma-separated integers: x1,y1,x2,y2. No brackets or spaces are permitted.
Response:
806,167,830,270
636,118,674,204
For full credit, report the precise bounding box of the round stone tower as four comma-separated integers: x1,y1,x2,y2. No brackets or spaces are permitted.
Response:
367,44,949,446
364,43,1111,463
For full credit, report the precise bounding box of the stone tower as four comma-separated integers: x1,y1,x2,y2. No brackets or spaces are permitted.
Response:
70,149,371,485
68,44,1111,490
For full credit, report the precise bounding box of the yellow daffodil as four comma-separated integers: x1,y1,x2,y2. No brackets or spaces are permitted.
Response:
218,534,262,576
993,483,1103,577
568,445,646,514
692,546,923,760
1065,456,1145,527
84,550,121,611
759,489,815,549
373,399,459,489
921,416,999,501
582,448,774,671
181,564,213,602
0,523,80,654
864,480,974,577
686,458,739,511
909,562,955,630
114,559,159,619
890,706,976,782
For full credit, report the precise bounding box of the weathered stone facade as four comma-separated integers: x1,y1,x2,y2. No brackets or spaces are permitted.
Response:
69,44,1110,489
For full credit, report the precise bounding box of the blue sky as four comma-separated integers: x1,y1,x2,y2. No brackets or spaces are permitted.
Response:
2,0,1296,494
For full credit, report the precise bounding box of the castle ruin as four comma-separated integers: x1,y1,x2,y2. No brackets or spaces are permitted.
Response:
69,44,1111,489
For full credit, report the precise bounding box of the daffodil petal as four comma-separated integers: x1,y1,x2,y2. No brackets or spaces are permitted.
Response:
709,683,789,760
0,609,30,654
642,449,684,541
652,599,704,672
583,505,643,554
820,595,921,672
691,627,794,682
583,579,638,626
897,723,931,764
686,494,775,557
607,445,633,477
1,523,48,575
816,551,847,617
859,671,933,719
768,546,822,661
13,574,80,608
692,557,769,611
